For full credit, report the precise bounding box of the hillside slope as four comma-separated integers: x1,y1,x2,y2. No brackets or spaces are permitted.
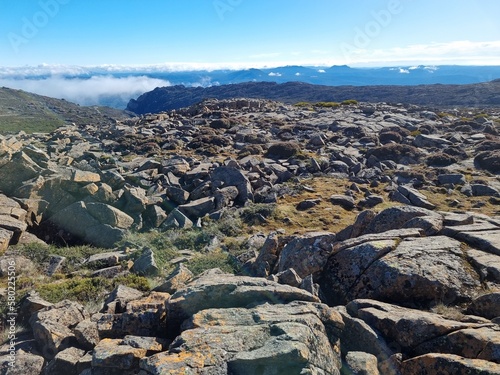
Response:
0,87,133,133
127,80,500,115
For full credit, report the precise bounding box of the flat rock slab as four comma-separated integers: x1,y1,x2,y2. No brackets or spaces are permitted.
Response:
167,272,320,326
454,230,500,255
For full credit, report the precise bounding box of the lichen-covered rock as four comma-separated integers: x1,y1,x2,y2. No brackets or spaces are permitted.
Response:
362,206,438,235
276,231,336,278
344,351,380,375
322,235,480,307
43,347,86,375
401,353,500,375
92,338,147,370
345,299,480,353
467,292,500,319
0,349,45,375
153,263,194,294
166,272,320,331
142,301,344,375
414,326,500,363
29,300,89,360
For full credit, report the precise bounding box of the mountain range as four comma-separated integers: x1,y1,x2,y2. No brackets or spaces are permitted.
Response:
127,80,500,115
144,64,500,86
2,64,500,109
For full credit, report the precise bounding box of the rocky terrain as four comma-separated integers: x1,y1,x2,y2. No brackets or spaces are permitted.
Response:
0,97,499,374
127,80,500,114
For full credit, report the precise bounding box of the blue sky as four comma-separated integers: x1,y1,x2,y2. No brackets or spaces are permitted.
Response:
1,0,500,68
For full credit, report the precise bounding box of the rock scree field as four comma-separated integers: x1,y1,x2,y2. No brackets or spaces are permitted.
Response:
0,90,499,374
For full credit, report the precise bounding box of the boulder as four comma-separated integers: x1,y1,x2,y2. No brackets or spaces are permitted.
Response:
0,215,28,244
211,166,254,205
131,247,159,276
413,134,453,148
0,151,43,195
276,231,336,278
438,173,466,186
414,326,500,363
43,347,86,375
344,351,380,375
161,208,193,229
396,185,436,210
102,285,144,314
362,206,439,235
92,338,148,371
346,299,478,353
178,196,215,218
30,317,78,360
153,263,194,294
322,236,481,307
85,202,135,229
0,349,45,375
444,224,500,255
74,319,100,350
166,271,320,332
247,231,281,277
475,150,500,174
143,301,343,375
467,293,500,319
401,353,500,374
330,194,356,210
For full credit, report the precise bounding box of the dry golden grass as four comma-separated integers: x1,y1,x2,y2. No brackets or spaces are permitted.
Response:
248,176,400,235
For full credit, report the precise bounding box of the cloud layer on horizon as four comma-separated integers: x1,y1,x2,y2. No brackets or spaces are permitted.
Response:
0,75,171,107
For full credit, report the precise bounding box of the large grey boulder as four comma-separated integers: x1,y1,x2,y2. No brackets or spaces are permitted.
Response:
29,300,89,360
276,231,336,278
0,151,43,195
131,248,159,276
0,349,45,375
211,166,254,205
321,235,481,307
178,197,215,218
48,201,127,248
467,292,500,319
166,271,321,331
143,301,344,375
85,202,134,229
346,299,478,353
362,206,439,235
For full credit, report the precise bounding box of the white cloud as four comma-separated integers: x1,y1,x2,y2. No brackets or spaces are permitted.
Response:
268,72,282,77
295,72,301,76
399,68,410,74
318,69,326,73
341,40,500,67
0,75,171,106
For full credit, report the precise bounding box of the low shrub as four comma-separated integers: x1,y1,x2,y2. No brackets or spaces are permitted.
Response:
341,99,358,105
35,274,150,304
186,250,238,275
315,102,340,108
266,142,301,158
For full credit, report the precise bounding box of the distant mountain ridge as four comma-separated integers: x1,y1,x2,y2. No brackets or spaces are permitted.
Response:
3,64,500,109
127,80,500,115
